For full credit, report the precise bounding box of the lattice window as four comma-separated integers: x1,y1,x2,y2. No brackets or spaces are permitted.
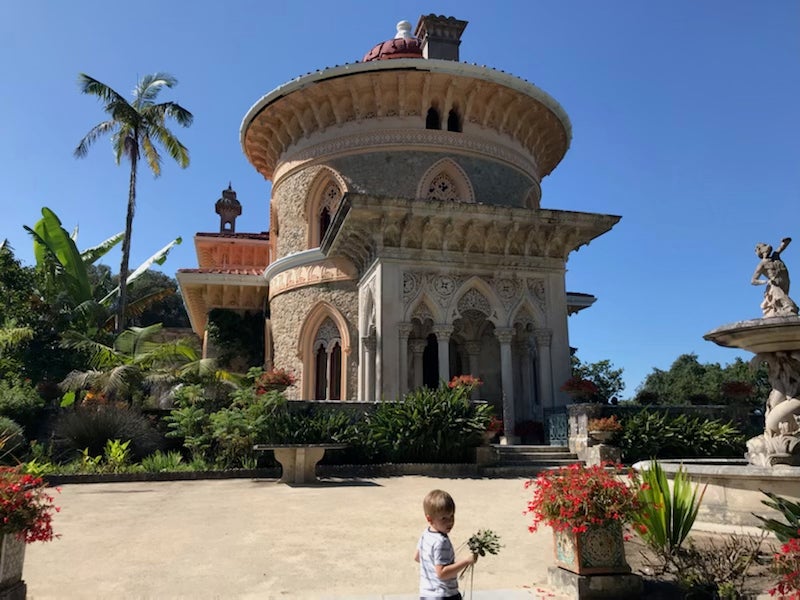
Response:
427,172,459,202
313,318,342,400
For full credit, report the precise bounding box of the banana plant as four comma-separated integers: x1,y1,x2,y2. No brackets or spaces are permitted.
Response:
24,207,181,327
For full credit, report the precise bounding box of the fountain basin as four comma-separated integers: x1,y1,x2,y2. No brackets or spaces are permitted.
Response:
703,316,800,353
634,459,800,533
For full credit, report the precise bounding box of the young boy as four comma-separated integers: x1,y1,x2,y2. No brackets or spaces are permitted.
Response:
413,489,477,600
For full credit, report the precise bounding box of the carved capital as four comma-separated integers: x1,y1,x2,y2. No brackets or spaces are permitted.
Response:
409,339,428,354
494,327,515,344
534,329,552,347
432,325,455,341
397,322,414,340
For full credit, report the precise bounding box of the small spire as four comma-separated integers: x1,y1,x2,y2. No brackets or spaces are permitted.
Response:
395,20,413,40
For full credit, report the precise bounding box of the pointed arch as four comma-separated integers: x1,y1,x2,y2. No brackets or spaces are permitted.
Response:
417,158,475,203
405,292,444,324
510,297,545,330
298,301,351,400
306,167,347,248
452,276,505,325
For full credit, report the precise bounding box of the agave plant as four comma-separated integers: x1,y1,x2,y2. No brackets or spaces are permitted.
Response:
755,490,800,543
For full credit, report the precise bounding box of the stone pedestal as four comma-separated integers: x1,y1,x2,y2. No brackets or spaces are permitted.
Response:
584,444,621,467
548,567,643,599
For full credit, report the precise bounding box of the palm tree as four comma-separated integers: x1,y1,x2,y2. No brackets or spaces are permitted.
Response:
74,73,193,332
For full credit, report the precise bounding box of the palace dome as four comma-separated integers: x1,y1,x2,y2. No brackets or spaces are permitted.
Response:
362,20,423,62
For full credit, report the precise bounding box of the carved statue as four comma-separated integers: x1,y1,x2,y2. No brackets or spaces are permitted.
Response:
751,237,799,318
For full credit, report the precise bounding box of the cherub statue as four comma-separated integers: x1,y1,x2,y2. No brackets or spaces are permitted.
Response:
751,237,799,318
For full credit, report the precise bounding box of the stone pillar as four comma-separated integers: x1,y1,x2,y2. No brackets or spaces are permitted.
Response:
362,336,376,402
495,327,517,444
398,323,413,397
433,326,454,385
410,339,427,390
535,329,554,409
465,341,482,400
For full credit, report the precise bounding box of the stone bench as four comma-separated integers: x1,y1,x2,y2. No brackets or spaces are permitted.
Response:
252,444,348,484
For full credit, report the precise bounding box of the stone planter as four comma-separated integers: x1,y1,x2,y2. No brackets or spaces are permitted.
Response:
588,430,616,444
0,534,26,600
552,522,630,575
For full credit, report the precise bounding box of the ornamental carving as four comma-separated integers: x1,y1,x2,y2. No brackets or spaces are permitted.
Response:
411,302,434,323
429,274,460,305
528,278,546,312
427,172,459,202
274,129,537,184
457,288,491,316
269,260,356,300
493,278,520,307
315,318,340,348
402,271,421,303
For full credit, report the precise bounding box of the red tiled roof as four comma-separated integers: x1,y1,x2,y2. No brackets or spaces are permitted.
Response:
196,232,269,240
177,267,264,276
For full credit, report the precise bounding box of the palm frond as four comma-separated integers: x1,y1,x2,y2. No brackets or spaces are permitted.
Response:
140,133,163,177
149,101,194,128
59,369,105,392
61,330,124,368
126,288,175,318
149,122,190,168
77,73,128,107
0,325,34,352
74,120,118,159
102,364,138,397
134,73,178,105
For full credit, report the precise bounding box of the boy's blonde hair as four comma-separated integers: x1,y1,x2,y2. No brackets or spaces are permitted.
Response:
423,489,455,518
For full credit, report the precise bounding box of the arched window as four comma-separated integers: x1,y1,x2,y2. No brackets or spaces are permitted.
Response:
417,158,476,204
447,109,461,132
312,318,342,400
426,107,441,130
319,207,331,242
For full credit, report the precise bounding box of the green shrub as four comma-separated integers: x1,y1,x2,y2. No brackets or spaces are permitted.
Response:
755,490,800,543
619,411,745,463
52,407,164,462
364,383,493,463
0,378,46,433
633,460,706,562
0,416,28,463
140,450,188,473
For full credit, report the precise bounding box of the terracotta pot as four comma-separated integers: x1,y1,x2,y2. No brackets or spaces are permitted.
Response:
552,522,630,575
0,534,25,589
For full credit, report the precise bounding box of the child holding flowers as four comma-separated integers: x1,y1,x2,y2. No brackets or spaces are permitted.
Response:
413,489,476,600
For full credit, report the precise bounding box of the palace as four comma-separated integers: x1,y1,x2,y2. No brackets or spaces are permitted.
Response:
177,15,619,439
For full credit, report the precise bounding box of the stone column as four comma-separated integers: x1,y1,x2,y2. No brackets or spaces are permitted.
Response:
433,325,454,385
465,341,482,400
362,336,376,402
535,329,554,409
495,327,517,444
398,323,413,397
410,339,427,390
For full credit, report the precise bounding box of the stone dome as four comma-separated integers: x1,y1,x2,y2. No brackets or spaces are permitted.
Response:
362,20,422,62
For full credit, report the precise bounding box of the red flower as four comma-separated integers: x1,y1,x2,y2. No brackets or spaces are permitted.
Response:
560,377,599,401
523,462,643,533
0,467,59,543
770,533,800,598
448,375,483,389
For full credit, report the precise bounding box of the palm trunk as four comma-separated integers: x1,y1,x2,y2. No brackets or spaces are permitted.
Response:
116,152,137,333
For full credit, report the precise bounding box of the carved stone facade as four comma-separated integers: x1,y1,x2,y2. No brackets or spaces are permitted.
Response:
178,16,620,439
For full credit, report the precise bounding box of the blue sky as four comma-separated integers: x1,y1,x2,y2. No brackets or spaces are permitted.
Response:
2,1,798,397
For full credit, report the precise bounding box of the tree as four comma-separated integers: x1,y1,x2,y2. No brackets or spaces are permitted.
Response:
570,357,625,402
636,353,768,406
74,72,193,332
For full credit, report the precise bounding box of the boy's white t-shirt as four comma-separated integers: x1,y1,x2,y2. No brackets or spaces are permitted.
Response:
417,527,458,598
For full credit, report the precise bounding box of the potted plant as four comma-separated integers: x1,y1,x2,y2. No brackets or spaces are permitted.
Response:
587,415,623,444
482,416,503,444
523,462,643,575
0,466,59,596
560,377,600,403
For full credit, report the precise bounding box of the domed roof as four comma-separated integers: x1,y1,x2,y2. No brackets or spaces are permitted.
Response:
362,20,422,62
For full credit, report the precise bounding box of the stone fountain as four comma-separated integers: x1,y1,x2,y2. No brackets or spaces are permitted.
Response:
641,238,800,532
704,237,800,467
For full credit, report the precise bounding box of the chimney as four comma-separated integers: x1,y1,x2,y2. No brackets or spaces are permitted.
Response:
215,183,242,233
414,14,468,61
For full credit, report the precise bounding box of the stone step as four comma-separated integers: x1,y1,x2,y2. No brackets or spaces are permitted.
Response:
481,464,575,477
499,455,578,465
495,445,570,453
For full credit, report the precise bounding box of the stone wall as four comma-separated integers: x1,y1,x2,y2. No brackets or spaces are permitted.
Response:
271,165,325,258
269,281,359,400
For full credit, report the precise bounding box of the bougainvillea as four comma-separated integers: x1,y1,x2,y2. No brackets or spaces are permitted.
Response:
524,462,644,534
0,467,59,543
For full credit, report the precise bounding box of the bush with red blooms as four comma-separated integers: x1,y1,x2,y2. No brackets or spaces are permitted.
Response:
770,533,800,599
254,368,296,394
524,462,644,534
587,415,623,433
448,375,483,389
0,466,59,543
560,377,599,402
